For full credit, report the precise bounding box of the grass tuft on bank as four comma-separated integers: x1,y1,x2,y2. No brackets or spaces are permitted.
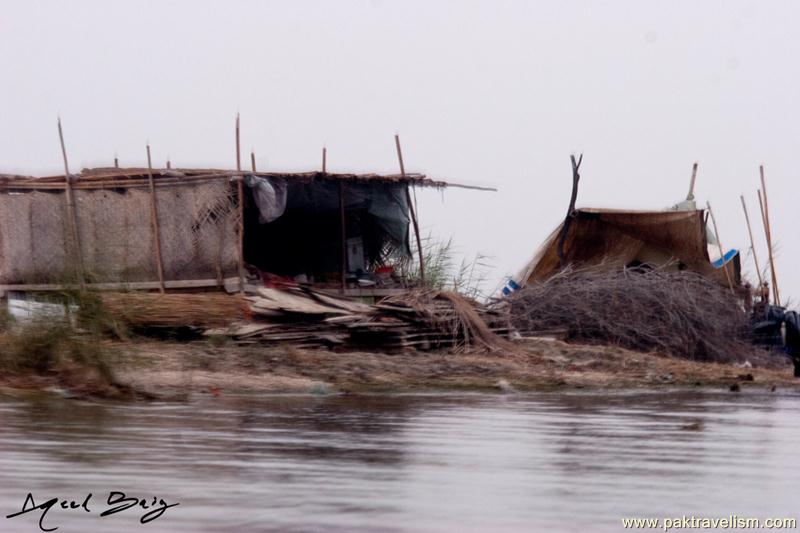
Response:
0,295,130,397
0,319,115,379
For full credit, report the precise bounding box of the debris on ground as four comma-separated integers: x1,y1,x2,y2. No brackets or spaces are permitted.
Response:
230,287,509,351
100,287,509,352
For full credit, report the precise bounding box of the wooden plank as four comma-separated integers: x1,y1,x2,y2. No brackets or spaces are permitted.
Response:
308,290,374,313
341,288,408,297
251,288,350,315
204,323,278,338
323,315,363,324
0,277,240,292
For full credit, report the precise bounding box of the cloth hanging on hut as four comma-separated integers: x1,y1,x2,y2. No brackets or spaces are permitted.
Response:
245,175,287,223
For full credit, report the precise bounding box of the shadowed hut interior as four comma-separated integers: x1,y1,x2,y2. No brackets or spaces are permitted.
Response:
242,177,412,285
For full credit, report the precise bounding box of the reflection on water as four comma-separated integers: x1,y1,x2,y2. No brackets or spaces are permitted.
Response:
1,390,800,532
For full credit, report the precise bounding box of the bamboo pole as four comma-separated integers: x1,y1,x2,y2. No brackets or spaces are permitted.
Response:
757,189,772,302
250,151,256,172
146,145,166,294
395,135,425,283
339,182,347,293
235,115,242,171
322,147,327,173
758,167,780,305
235,113,245,294
739,195,764,289
757,191,768,254
57,118,85,287
706,201,734,293
686,162,698,201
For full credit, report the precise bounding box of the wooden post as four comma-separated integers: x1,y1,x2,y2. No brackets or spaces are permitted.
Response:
395,135,406,175
706,201,734,293
250,151,256,172
757,189,769,300
686,162,698,201
395,135,425,283
235,115,242,171
739,195,764,289
339,182,347,293
235,113,245,294
557,154,582,268
759,166,780,305
322,147,327,173
57,118,85,287
146,145,166,294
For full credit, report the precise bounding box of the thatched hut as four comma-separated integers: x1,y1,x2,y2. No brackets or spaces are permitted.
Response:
0,167,479,294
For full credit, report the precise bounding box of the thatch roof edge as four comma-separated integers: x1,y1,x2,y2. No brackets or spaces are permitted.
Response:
0,167,496,192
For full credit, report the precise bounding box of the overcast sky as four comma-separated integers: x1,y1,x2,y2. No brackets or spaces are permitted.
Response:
1,1,797,299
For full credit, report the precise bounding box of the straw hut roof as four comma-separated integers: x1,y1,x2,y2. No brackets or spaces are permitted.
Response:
0,167,490,191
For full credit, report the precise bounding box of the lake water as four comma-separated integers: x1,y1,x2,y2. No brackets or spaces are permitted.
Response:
1,390,799,532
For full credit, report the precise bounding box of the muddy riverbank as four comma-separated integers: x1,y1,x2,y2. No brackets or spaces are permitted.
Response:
3,336,797,400
107,338,800,398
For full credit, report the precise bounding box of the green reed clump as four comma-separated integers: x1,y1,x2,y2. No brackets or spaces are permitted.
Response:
401,235,493,299
0,312,117,383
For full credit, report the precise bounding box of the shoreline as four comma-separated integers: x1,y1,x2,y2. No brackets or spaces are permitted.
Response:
3,338,798,400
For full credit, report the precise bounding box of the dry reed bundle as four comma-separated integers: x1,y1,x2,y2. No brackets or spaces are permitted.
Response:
508,267,752,362
436,291,503,350
99,292,246,328
380,289,503,351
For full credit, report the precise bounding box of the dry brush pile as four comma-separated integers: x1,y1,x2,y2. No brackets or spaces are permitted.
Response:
379,289,510,351
508,267,753,362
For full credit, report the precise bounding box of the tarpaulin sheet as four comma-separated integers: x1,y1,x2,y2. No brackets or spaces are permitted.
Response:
281,180,411,254
516,208,735,287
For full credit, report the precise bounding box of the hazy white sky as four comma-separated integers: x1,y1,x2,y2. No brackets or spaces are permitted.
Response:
1,1,798,298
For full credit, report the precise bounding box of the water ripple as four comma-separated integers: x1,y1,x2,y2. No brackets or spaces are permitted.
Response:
1,390,798,532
